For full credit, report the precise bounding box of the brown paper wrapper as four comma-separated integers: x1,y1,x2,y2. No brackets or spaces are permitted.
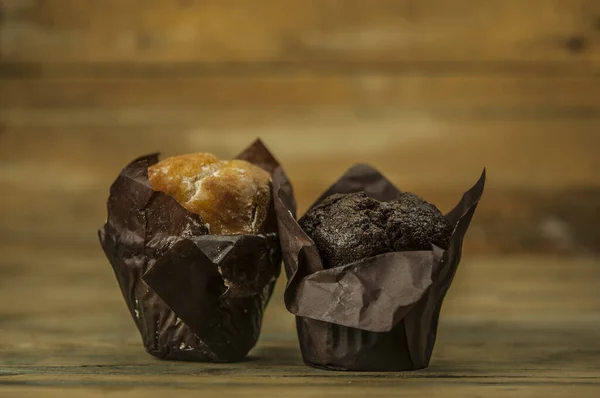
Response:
98,140,288,362
273,164,486,371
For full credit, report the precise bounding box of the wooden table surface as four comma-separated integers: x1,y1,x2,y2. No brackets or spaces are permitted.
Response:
2,0,600,396
1,250,599,397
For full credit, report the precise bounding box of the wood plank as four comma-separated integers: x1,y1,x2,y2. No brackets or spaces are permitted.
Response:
3,59,600,79
1,125,599,255
0,385,599,398
2,0,600,66
1,123,599,191
3,75,600,110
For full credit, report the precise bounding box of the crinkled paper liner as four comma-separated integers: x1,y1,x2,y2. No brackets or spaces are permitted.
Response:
99,140,291,362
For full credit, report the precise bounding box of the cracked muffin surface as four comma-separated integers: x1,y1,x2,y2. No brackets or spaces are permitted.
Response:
148,153,271,235
299,192,452,268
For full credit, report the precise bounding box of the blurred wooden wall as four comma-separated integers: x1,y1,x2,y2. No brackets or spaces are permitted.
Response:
1,0,599,255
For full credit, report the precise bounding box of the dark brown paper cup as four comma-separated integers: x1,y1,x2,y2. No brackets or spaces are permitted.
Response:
99,140,289,362
273,164,485,371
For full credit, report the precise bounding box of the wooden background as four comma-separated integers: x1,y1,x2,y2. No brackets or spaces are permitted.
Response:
0,1,599,396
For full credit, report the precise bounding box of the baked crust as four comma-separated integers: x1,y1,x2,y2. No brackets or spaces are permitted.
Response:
148,153,271,235
299,192,452,268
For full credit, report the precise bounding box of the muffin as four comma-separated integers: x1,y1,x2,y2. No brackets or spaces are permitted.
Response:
274,163,485,371
99,141,285,362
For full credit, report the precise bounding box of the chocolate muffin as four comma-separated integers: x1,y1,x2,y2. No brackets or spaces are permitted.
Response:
299,192,452,269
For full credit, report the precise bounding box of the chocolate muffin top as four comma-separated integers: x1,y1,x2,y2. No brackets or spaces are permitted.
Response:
299,192,452,269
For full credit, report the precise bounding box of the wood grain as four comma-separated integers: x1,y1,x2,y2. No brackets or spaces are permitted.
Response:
1,385,599,398
3,75,600,110
2,123,598,190
2,0,600,66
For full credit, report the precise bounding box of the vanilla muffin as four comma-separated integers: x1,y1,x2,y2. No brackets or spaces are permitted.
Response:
148,153,271,235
